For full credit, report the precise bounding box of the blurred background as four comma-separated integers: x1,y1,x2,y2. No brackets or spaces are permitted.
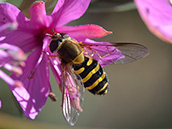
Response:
0,0,172,128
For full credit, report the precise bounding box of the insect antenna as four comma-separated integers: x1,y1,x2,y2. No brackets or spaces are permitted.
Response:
52,28,55,34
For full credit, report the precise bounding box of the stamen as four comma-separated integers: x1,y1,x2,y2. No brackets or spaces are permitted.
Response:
12,67,23,76
14,80,23,88
0,70,23,88
49,92,57,102
7,48,26,62
18,61,25,67
0,70,14,85
4,64,23,76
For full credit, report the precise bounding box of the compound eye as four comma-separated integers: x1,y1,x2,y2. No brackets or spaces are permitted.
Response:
61,33,69,39
49,40,60,53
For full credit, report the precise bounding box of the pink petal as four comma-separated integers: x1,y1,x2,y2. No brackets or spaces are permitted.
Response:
83,39,124,67
0,3,30,29
51,0,91,27
0,30,40,53
135,0,172,43
30,1,52,28
57,24,112,39
0,3,42,52
0,22,18,32
10,47,50,119
0,2,53,52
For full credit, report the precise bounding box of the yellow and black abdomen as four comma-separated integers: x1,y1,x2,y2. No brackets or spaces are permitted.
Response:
73,57,109,95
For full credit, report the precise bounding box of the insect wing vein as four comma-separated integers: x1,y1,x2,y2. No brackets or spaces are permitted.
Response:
81,42,149,65
113,43,150,64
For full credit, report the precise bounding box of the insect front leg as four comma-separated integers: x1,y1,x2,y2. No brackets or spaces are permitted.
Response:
42,51,57,57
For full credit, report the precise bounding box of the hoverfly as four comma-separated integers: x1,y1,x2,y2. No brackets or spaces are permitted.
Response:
47,32,149,126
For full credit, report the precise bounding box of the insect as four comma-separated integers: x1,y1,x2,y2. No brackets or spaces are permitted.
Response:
47,32,149,126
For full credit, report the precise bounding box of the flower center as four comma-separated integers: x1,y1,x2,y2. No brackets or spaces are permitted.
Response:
169,0,172,5
35,27,55,46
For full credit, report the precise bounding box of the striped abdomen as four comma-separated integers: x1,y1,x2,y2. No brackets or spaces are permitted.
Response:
73,57,109,95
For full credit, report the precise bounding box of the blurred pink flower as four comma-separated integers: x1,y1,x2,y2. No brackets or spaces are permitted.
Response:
0,100,1,109
135,0,172,43
0,22,26,87
0,43,25,87
0,42,26,110
0,22,26,110
0,0,124,119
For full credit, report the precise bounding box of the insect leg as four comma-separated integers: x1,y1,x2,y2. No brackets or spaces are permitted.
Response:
42,51,57,57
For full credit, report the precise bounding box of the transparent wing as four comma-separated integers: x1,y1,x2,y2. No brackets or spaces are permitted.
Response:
112,43,150,64
61,64,84,126
81,42,149,66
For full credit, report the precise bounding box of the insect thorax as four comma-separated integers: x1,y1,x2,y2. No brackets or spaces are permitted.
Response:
57,39,83,64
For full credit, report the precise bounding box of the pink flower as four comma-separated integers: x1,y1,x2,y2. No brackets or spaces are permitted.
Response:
134,0,172,43
0,100,1,109
0,0,124,120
